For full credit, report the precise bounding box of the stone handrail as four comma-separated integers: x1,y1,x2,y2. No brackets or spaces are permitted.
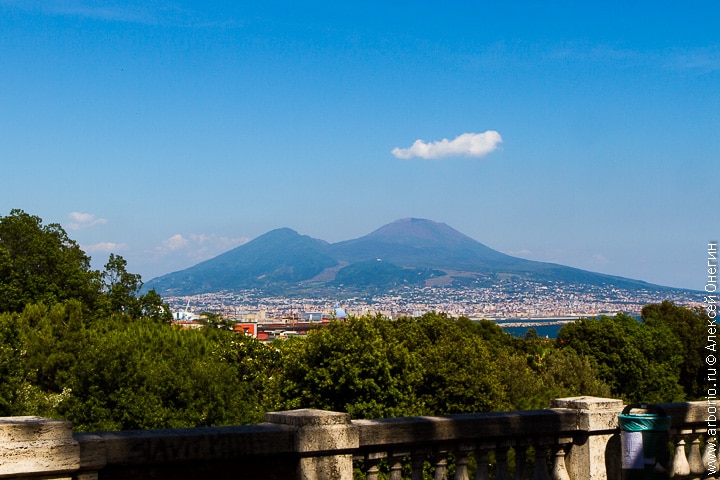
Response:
0,397,715,479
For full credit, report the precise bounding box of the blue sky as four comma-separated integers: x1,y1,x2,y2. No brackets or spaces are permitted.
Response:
1,1,718,290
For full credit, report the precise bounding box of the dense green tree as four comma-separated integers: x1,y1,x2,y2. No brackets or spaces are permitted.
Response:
59,319,268,431
641,301,709,399
277,313,544,418
203,326,284,414
490,332,611,410
101,253,142,315
0,310,32,415
278,315,426,418
557,314,684,403
98,253,172,322
410,313,507,414
23,301,89,396
0,209,101,312
133,288,173,323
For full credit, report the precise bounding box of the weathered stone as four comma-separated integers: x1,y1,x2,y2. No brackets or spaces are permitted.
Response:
266,409,359,480
0,417,79,478
550,397,624,480
0,401,712,479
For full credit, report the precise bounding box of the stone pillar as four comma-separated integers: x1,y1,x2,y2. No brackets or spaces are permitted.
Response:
0,416,81,479
550,396,624,480
265,409,359,480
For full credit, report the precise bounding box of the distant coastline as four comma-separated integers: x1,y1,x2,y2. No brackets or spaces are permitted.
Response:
494,315,642,338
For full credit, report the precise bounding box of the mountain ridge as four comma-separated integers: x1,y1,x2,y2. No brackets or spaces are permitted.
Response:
144,218,676,296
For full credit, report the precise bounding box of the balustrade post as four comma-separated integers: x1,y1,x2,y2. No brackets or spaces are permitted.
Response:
265,409,359,480
363,452,384,480
411,451,426,480
703,436,718,477
551,444,571,480
687,434,705,479
388,452,405,480
514,445,531,480
670,436,691,478
0,416,87,479
453,445,473,480
473,448,490,480
433,449,449,480
495,446,512,480
549,396,625,480
531,446,551,480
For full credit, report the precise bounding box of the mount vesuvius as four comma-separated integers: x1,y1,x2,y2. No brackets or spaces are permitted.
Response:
144,218,674,297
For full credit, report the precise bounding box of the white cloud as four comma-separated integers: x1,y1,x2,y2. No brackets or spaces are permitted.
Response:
592,253,608,264
151,233,249,262
67,212,108,230
82,242,127,253
391,131,502,159
163,234,190,251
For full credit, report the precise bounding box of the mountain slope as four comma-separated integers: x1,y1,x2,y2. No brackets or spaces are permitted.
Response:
329,218,522,271
144,218,668,296
145,228,337,295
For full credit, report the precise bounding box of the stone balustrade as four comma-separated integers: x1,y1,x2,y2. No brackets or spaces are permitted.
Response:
0,397,715,480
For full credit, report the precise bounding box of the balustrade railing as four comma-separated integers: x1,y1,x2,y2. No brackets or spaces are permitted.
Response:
0,397,716,480
658,402,716,480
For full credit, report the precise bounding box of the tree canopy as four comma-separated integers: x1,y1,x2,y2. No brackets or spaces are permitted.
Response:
0,209,100,312
557,313,685,403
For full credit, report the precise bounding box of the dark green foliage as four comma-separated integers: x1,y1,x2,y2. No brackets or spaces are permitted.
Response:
0,209,101,312
557,312,685,403
641,301,710,399
60,320,268,431
0,301,281,431
0,311,31,415
101,253,142,314
278,315,426,418
276,312,611,418
410,314,506,414
134,288,173,323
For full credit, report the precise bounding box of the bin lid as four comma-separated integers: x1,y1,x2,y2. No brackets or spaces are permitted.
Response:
618,404,671,432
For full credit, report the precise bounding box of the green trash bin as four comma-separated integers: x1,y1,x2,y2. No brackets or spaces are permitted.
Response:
619,404,671,480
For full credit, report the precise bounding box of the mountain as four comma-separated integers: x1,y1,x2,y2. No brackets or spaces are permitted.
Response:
144,218,669,296
145,228,337,295
328,217,522,271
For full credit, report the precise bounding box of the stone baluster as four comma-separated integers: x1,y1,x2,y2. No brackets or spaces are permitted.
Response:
473,448,491,480
670,436,691,478
495,446,512,480
453,444,474,480
514,445,531,480
703,436,718,479
388,452,405,480
549,396,625,480
531,446,552,480
364,452,384,480
687,434,705,480
411,451,427,480
550,444,571,480
433,449,449,480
